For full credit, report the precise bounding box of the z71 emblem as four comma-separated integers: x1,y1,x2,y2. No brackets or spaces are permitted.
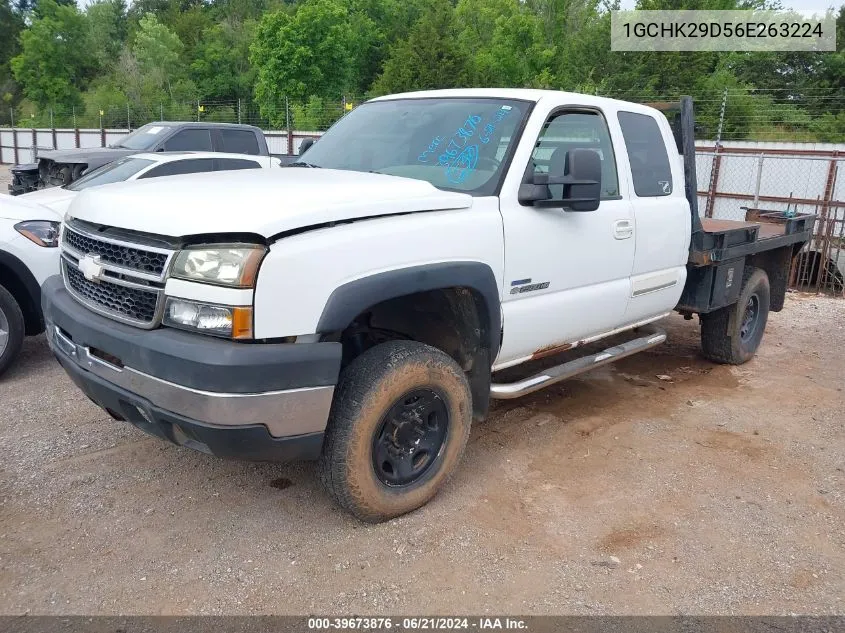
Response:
78,255,105,283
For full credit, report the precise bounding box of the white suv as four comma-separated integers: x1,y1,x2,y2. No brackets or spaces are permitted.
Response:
21,152,281,214
0,194,61,376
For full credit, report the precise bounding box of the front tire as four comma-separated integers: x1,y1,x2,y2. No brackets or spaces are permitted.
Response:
700,267,770,365
0,284,25,378
318,340,472,522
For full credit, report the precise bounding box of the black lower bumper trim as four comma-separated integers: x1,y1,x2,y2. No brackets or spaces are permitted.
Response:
42,275,342,394
57,352,325,462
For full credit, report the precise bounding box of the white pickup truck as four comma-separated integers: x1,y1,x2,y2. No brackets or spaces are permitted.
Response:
42,89,813,522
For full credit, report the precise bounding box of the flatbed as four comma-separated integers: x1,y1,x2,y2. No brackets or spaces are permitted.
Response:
669,97,814,315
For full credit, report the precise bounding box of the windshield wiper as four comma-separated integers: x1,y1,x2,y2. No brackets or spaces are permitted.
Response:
289,161,321,168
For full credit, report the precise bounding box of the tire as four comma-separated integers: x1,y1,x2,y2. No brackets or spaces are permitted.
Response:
700,267,770,365
57,166,72,186
0,284,26,378
318,340,472,522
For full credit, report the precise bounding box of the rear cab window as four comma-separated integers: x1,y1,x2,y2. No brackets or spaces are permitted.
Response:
220,130,260,155
617,111,673,197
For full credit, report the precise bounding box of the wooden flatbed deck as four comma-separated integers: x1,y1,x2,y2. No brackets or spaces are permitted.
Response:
701,218,786,240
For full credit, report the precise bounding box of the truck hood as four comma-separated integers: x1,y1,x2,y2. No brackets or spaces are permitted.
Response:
19,187,78,214
37,147,137,169
67,168,474,238
0,193,63,221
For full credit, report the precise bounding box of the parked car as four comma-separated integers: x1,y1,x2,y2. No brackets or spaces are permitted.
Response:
0,195,60,376
41,89,813,522
20,152,282,214
9,121,293,195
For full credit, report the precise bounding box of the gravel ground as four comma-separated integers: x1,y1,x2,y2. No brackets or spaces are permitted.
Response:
0,178,843,615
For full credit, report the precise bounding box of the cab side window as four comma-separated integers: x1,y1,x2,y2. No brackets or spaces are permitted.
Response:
617,111,672,197
529,111,619,200
163,129,213,152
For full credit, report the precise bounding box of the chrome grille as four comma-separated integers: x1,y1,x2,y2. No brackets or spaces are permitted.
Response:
63,261,160,324
63,227,169,276
60,222,174,329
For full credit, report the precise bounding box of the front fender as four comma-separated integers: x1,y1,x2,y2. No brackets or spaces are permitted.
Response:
251,201,505,343
317,262,501,359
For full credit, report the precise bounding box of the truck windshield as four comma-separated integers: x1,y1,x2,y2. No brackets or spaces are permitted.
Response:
112,124,173,150
67,157,155,191
298,98,529,195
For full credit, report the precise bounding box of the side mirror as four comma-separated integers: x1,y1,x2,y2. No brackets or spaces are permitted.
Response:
299,138,315,155
518,148,602,212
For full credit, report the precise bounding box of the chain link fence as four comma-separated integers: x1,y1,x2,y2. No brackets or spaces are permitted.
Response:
0,97,365,132
697,149,844,295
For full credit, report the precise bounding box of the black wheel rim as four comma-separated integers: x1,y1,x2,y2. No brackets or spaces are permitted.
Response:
372,389,449,487
740,294,760,342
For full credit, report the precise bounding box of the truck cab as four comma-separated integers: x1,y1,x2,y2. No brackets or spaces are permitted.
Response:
41,89,811,522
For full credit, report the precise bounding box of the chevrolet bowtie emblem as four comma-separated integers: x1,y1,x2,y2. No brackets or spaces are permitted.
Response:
78,254,104,283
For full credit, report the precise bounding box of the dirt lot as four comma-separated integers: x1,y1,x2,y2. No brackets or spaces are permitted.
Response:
0,294,842,616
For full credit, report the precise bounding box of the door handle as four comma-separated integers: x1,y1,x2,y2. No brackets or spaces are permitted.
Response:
613,219,634,240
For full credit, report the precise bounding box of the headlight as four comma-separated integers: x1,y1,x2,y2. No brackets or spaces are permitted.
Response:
14,220,60,247
163,297,253,339
172,245,266,288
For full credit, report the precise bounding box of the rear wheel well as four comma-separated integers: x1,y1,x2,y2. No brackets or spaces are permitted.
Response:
747,246,794,312
0,263,43,336
327,287,492,420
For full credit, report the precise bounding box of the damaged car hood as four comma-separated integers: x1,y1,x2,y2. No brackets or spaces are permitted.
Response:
37,147,137,169
67,168,474,238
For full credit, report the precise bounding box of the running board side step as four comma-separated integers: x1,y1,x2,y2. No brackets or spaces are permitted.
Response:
489,326,667,400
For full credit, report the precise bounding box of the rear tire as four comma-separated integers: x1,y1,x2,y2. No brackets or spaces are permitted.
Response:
318,340,472,522
57,166,72,186
0,284,25,378
700,267,770,365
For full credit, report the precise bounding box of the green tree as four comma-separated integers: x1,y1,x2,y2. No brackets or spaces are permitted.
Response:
133,13,184,98
11,0,94,111
372,0,468,94
87,0,127,70
0,0,24,109
191,19,257,100
250,0,357,124
457,0,553,87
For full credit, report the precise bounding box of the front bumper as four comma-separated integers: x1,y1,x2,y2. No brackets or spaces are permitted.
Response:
42,275,342,461
9,164,39,196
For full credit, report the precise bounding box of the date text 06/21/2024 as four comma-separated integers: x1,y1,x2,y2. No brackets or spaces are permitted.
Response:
307,617,529,630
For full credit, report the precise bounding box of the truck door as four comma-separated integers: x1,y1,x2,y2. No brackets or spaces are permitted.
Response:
495,107,636,367
615,110,690,323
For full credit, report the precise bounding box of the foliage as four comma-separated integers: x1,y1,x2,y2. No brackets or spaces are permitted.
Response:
10,0,94,110
372,0,468,94
251,0,357,125
192,19,257,100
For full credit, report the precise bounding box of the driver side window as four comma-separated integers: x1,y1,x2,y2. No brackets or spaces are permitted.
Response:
529,111,619,199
